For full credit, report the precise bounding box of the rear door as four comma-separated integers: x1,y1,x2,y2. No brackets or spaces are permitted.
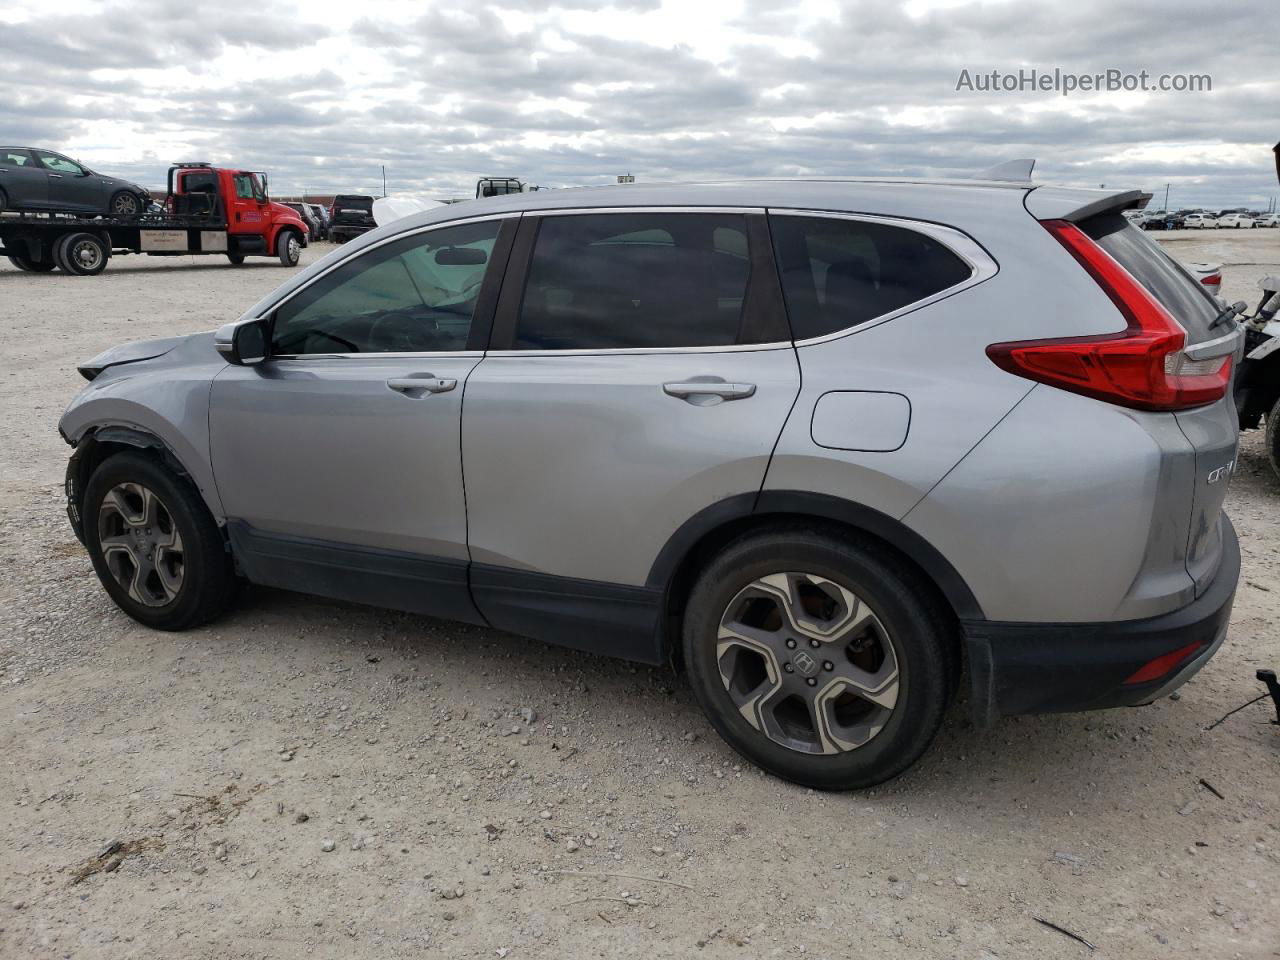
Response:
1082,213,1240,594
0,148,48,208
461,209,801,652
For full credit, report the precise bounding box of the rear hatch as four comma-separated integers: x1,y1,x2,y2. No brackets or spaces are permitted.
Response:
332,195,375,227
1080,212,1240,595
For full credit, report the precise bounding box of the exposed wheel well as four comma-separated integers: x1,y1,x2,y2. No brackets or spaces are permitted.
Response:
67,429,211,542
659,510,966,679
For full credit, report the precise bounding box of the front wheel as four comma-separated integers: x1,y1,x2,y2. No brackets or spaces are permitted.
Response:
276,230,301,267
682,528,956,790
83,452,235,630
110,191,140,216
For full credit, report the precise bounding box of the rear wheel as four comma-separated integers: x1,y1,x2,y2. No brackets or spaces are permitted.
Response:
54,232,110,276
110,191,140,216
276,230,301,267
7,252,57,272
83,452,235,630
682,528,955,790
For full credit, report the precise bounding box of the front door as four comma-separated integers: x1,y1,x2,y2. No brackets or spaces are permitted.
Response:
462,210,801,656
209,215,514,622
33,151,103,212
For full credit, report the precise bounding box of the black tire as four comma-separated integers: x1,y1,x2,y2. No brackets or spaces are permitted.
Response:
7,252,56,272
276,229,301,267
83,452,235,631
682,527,956,790
1266,397,1280,482
226,253,245,265
54,232,110,276
109,191,140,216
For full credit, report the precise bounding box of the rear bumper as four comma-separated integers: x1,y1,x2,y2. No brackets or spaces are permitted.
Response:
965,514,1239,724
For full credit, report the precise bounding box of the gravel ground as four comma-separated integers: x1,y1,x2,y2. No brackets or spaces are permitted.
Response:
1,232,1278,960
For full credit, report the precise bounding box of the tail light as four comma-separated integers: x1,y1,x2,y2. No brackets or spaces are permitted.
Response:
986,220,1232,412
1200,273,1221,287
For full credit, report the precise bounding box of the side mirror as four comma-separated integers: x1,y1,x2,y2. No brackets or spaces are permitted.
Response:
215,318,269,366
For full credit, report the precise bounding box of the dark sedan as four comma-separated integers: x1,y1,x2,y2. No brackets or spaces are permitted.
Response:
0,147,150,216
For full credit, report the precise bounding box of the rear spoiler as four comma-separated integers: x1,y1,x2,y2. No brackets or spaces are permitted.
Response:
1024,186,1151,223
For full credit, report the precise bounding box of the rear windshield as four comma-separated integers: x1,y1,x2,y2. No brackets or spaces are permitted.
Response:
334,196,373,211
1082,213,1219,339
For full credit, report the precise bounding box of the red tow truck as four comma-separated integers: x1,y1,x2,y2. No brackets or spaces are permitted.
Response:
0,163,309,276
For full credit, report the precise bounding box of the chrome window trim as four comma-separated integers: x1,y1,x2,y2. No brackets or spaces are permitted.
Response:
270,350,484,361
767,208,999,348
257,212,514,361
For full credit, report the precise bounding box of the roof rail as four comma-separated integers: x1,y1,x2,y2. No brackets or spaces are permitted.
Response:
972,159,1036,182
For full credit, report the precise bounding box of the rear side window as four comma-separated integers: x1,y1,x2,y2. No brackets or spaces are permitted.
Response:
272,219,501,355
0,150,32,167
1082,213,1218,339
769,215,973,340
513,213,754,350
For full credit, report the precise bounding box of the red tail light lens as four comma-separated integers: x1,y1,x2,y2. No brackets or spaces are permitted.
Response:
1200,273,1221,286
986,220,1231,412
1123,641,1204,685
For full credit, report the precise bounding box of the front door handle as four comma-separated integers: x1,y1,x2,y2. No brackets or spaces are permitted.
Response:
663,380,756,401
386,376,457,396
48,173,63,179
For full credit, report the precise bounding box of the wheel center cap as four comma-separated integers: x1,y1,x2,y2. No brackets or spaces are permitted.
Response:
792,650,819,677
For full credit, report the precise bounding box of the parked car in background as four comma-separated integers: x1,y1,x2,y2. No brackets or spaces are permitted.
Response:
59,176,1241,789
0,146,150,216
280,202,320,240
307,204,329,241
1218,213,1255,229
329,194,377,243
1184,213,1219,229
1140,211,1184,230
1187,262,1223,297
1256,213,1280,227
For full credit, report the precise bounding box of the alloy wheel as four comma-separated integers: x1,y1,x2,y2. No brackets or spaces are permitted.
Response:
716,572,899,755
97,482,185,607
112,193,139,215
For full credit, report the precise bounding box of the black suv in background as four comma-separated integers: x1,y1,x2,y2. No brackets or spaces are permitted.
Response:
0,147,150,216
329,195,377,243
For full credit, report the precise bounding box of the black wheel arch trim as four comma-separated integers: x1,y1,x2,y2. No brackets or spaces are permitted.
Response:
64,425,196,543
646,489,985,622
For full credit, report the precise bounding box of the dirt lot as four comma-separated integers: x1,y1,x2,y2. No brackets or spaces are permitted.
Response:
1,231,1278,960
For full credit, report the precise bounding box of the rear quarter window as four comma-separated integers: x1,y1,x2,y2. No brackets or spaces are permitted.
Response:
1081,213,1219,339
769,215,974,340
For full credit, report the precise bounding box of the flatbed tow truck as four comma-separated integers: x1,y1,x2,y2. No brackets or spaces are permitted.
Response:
0,163,309,276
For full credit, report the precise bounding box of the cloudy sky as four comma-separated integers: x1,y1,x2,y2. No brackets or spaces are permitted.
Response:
1,0,1276,208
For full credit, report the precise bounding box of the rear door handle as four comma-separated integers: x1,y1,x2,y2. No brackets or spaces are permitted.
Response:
386,376,457,396
48,173,63,179
663,380,756,401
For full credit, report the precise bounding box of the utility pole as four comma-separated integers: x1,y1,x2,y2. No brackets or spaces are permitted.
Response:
382,166,387,198
1164,183,1170,211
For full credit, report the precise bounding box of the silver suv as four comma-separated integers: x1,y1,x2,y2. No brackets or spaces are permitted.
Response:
59,177,1242,789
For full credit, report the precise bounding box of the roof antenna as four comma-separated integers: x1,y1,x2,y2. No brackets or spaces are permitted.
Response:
972,159,1036,182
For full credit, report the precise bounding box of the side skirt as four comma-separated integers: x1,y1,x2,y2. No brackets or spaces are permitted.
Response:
470,564,665,665
226,522,486,626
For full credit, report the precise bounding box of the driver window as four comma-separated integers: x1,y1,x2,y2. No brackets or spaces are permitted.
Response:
271,218,503,355
35,152,85,175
